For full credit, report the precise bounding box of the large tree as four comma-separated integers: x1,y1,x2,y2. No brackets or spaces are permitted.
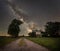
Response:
8,19,23,37
45,22,60,37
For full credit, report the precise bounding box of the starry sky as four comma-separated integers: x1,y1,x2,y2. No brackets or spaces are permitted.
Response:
0,0,60,35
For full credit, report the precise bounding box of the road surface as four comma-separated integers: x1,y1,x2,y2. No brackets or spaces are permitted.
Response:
0,38,50,51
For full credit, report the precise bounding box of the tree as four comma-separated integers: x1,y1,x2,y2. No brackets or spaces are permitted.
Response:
44,22,60,37
40,30,47,37
8,19,23,37
28,31,36,37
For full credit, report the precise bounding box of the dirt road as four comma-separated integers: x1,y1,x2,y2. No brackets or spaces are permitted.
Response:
0,38,50,51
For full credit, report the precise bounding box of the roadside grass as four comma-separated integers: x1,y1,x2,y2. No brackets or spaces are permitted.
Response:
0,36,19,47
19,38,26,46
27,37,60,51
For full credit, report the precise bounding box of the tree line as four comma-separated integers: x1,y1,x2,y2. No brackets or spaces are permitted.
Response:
8,19,60,37
29,22,60,37
41,22,60,37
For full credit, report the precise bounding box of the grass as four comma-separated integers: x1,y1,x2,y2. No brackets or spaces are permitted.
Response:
0,36,18,47
19,38,26,46
27,37,60,51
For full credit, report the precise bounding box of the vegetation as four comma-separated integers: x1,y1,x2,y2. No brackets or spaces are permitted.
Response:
41,22,60,37
27,37,60,51
0,36,17,47
8,19,23,37
28,31,36,37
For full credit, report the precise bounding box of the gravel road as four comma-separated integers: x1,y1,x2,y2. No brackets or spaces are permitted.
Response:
0,38,50,51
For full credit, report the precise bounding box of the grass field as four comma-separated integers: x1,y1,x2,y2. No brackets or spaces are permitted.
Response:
0,36,18,47
27,37,60,51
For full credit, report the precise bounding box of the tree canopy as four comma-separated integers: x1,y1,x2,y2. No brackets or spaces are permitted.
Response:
8,19,23,37
28,30,36,37
41,22,60,37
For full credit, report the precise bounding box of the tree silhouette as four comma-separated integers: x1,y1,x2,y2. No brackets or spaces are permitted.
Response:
29,30,36,37
8,19,23,37
40,30,47,37
45,22,60,37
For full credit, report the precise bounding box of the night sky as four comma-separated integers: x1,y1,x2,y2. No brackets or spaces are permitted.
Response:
0,0,60,35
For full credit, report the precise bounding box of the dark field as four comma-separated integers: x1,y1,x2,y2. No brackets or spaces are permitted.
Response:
0,36,19,48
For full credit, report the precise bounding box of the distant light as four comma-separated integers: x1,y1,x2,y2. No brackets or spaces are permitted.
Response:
20,18,24,22
27,29,32,33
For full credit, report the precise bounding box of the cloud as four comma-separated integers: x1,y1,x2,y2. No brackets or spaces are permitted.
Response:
18,18,33,36
6,0,28,19
19,22,29,36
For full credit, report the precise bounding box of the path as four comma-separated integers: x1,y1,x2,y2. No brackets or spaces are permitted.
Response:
24,38,49,51
0,38,50,51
